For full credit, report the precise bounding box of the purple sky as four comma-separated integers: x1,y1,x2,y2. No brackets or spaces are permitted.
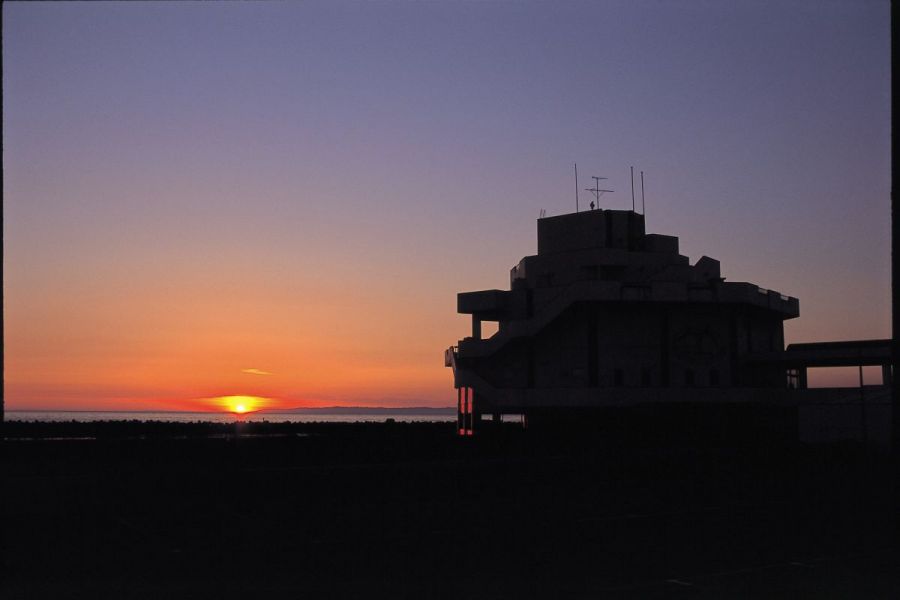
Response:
3,1,891,408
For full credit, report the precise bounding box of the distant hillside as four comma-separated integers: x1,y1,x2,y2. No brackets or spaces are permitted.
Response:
260,406,456,415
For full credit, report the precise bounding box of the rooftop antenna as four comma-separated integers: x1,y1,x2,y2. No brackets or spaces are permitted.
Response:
640,170,645,216
585,176,613,210
574,163,579,213
630,166,635,212
539,208,546,218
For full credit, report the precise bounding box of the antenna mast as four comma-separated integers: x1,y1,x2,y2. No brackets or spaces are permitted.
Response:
574,163,579,213
640,170,645,216
630,166,635,212
585,176,614,209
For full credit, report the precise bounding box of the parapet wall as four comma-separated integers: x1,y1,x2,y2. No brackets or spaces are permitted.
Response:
538,210,646,254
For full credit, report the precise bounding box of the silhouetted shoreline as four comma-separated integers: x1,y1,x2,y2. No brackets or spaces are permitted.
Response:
2,418,455,441
3,421,896,598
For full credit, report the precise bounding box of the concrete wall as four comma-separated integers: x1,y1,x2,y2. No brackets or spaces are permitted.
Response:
470,302,786,391
537,210,646,254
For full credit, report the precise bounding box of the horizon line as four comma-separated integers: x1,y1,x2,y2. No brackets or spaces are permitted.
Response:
5,406,457,413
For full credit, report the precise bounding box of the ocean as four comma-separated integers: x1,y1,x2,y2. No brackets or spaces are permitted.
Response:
6,410,456,424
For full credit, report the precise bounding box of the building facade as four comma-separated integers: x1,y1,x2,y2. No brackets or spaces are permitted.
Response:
446,209,808,435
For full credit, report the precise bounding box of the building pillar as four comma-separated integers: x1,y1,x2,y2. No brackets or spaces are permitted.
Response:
469,388,476,435
860,365,868,445
882,363,893,387
799,367,808,390
464,387,470,436
472,318,482,340
457,388,463,435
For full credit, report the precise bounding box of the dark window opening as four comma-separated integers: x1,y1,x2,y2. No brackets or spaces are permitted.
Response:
786,369,799,389
613,369,624,387
710,369,720,386
641,368,651,386
685,369,695,387
580,265,599,280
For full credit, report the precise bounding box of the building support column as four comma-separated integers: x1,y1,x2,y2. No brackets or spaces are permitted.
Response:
470,388,476,435
464,387,470,436
860,365,868,445
457,388,463,435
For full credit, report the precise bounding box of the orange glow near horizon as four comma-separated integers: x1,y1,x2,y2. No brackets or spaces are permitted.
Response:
3,2,891,413
3,269,464,411
218,395,267,414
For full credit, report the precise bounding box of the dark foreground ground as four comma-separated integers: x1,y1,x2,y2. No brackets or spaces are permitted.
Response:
2,420,898,599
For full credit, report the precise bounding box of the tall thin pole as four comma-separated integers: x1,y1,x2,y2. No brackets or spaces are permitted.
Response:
859,365,868,445
893,0,900,541
575,163,579,213
641,170,645,215
457,388,462,434
630,166,635,212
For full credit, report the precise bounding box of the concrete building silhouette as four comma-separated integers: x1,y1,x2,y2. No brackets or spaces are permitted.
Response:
445,209,891,442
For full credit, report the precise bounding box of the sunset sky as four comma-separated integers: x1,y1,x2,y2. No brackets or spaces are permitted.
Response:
3,1,890,411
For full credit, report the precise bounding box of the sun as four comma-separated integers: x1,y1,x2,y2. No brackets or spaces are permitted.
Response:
217,395,267,414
